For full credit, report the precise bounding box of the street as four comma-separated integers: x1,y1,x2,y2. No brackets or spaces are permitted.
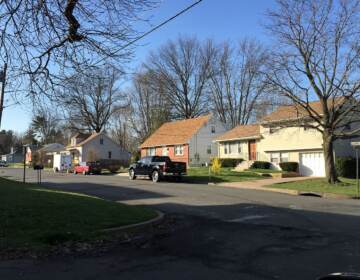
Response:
1,168,360,279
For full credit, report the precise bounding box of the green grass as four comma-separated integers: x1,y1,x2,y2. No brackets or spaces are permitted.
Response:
185,167,264,183
268,178,360,197
0,177,157,251
244,168,284,174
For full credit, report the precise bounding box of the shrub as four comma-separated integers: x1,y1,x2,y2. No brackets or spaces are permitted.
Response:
211,157,222,175
335,157,359,178
219,158,244,168
279,162,299,172
250,161,271,169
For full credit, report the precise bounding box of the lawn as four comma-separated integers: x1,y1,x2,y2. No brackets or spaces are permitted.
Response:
0,177,157,251
185,167,264,183
268,178,359,197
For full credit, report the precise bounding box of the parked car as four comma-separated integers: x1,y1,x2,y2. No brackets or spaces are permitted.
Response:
128,156,187,182
74,162,102,175
0,160,8,167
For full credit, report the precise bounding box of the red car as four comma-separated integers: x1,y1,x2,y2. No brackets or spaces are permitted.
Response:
74,162,102,175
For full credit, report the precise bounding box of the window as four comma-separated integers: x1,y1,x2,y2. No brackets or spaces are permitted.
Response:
108,151,112,159
175,145,184,156
162,147,168,156
224,142,232,154
100,138,104,145
147,148,156,156
280,152,289,163
207,145,212,154
211,126,216,133
228,142,232,154
270,152,280,164
224,143,228,154
237,142,242,154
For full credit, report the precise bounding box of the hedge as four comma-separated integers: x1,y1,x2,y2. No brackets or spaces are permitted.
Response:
279,162,299,172
335,157,360,178
250,161,271,169
219,158,244,168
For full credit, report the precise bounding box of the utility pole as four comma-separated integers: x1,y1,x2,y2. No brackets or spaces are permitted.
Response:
0,63,8,128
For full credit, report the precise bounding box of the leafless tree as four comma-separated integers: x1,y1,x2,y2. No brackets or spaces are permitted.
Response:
266,0,360,183
0,0,158,126
60,67,125,133
209,39,270,127
129,69,171,142
144,36,216,119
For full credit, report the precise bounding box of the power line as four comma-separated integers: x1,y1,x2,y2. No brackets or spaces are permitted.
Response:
92,0,204,66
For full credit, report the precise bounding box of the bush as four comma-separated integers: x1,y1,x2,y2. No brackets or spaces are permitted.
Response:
335,157,359,178
279,162,299,172
250,161,271,169
219,158,244,168
211,158,222,175
99,159,129,173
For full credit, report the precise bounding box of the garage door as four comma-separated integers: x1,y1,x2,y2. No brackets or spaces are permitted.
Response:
299,152,325,177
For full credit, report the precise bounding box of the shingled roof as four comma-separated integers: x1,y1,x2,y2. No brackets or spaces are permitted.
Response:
140,114,212,148
215,124,260,142
261,98,346,123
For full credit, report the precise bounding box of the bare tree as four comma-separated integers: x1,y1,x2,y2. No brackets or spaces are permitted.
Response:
209,39,269,127
0,0,158,126
129,69,171,142
61,67,125,133
266,0,360,183
145,36,216,119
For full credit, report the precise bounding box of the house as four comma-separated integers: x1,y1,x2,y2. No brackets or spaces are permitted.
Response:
140,114,227,166
65,132,130,165
215,100,359,177
36,143,65,167
1,147,23,163
25,144,39,165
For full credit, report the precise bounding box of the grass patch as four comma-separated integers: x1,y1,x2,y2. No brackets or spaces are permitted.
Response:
185,167,264,184
0,177,157,251
267,178,359,197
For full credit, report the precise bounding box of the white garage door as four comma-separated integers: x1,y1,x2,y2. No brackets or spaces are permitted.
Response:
299,152,325,177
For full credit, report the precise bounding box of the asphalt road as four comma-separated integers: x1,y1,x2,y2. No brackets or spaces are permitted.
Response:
1,168,360,280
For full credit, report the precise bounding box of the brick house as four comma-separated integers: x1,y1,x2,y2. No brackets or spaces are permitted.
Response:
140,114,227,166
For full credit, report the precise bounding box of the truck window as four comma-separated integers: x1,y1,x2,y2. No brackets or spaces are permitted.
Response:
152,156,170,163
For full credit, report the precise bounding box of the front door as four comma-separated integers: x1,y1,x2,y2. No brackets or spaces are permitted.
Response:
248,140,257,160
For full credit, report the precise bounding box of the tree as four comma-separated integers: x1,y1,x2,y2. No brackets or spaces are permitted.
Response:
61,67,125,133
266,0,360,184
0,0,158,126
145,36,216,119
129,69,172,142
31,109,61,144
209,39,269,128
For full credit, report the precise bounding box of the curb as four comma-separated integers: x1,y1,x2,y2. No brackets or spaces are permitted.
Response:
101,210,165,233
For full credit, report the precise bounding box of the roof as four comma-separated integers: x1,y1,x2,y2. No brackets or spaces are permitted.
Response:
140,114,212,148
261,98,346,123
38,143,64,153
215,124,261,142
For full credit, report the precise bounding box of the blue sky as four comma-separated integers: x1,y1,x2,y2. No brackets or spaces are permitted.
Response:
3,0,276,133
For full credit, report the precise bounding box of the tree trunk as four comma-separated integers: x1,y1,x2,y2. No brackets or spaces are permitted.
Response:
323,132,338,184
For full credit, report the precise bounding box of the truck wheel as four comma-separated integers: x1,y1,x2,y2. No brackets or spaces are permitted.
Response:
152,170,160,183
129,169,136,180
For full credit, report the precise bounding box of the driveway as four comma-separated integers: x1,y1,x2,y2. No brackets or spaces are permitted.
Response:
1,168,360,279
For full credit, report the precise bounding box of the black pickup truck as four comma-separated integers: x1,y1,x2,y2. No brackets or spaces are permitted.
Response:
128,156,187,182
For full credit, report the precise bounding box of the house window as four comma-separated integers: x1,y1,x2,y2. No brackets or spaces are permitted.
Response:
270,152,280,164
207,145,212,154
211,126,216,133
237,142,242,154
224,142,232,154
228,142,232,154
108,151,112,159
224,143,228,154
100,138,104,145
147,148,156,156
280,152,289,162
175,145,184,156
162,147,168,156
